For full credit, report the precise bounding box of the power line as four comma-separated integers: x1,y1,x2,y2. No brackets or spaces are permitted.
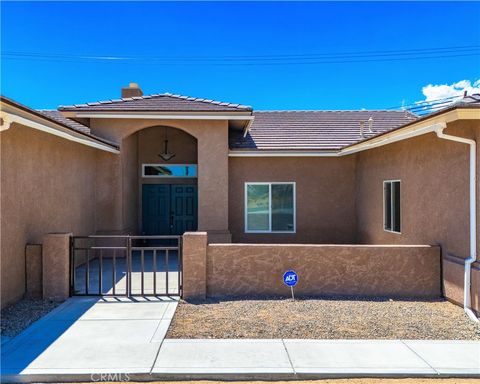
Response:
2,52,477,66
1,45,479,65
2,44,479,60
392,95,468,116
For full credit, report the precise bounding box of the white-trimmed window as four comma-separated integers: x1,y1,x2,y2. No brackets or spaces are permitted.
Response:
384,180,401,233
142,164,197,178
245,182,296,233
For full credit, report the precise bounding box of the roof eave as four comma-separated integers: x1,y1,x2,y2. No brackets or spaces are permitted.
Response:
0,97,120,153
229,149,340,157
58,108,253,114
61,110,254,122
341,106,480,153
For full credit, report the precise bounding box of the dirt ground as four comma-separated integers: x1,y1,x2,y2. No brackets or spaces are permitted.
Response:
167,297,480,339
104,380,480,384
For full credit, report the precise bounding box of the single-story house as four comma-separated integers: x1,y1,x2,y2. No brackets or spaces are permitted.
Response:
1,84,479,318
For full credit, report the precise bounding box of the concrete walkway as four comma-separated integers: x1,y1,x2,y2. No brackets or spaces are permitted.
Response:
1,298,479,382
1,296,178,383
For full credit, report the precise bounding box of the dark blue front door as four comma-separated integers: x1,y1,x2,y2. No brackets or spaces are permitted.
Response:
142,184,197,235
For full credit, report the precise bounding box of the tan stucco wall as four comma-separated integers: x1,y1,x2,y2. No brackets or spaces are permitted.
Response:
355,121,478,257
205,243,440,298
122,133,138,233
95,150,123,233
355,120,480,313
25,244,42,298
2,109,477,310
0,124,105,307
91,118,230,239
442,257,480,314
228,156,357,243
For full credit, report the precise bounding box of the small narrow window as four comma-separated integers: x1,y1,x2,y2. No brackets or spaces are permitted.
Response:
245,182,295,233
142,164,197,178
384,180,401,233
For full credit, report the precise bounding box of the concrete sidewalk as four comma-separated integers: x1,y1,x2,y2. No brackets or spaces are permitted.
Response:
153,339,480,379
1,297,479,382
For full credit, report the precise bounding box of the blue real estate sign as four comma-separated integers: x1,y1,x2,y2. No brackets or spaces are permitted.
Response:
283,270,298,287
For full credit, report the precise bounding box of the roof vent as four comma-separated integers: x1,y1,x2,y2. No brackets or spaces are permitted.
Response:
368,117,373,133
359,121,365,137
121,83,143,98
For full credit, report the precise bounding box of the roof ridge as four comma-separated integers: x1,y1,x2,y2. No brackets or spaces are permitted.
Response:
254,109,414,113
59,92,252,111
162,92,252,110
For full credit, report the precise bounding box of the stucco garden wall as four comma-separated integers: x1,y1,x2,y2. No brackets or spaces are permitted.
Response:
182,233,441,299
0,124,107,307
207,244,441,298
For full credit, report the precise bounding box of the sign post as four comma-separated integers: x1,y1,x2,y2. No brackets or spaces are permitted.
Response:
283,270,298,301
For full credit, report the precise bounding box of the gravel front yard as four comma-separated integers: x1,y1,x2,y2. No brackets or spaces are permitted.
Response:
167,297,480,340
1,298,61,338
111,380,480,384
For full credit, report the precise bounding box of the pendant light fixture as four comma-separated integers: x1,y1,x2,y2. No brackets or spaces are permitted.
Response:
158,127,176,161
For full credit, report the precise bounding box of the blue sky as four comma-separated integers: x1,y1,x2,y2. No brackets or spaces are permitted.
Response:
1,1,479,110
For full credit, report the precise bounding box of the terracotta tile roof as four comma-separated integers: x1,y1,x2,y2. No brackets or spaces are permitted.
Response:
37,110,91,134
454,93,480,107
341,93,480,150
0,95,118,149
58,93,252,113
230,110,417,151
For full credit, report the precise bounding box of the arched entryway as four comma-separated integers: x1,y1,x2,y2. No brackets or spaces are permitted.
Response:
105,117,230,242
122,125,199,236
138,126,198,236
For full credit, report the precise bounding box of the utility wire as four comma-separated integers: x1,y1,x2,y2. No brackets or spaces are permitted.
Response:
1,45,479,65
392,95,469,116
2,44,479,60
2,46,474,115
2,48,479,61
2,52,477,66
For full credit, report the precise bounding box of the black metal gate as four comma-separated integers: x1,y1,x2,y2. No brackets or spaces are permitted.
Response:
70,235,182,297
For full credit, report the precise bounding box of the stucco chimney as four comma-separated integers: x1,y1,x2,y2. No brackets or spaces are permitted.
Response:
121,83,143,98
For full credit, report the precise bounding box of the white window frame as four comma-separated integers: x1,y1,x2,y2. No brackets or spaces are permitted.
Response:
383,180,401,234
244,182,296,234
142,164,197,178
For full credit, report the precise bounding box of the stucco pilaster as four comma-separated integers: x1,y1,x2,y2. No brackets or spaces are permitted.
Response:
42,233,71,301
182,232,207,300
196,122,229,236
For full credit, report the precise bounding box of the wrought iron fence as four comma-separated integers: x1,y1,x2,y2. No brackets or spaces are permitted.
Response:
70,235,182,297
